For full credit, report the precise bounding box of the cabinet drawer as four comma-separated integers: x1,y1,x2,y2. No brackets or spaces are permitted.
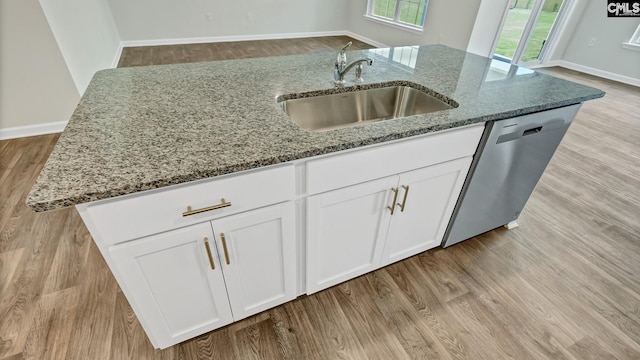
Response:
81,165,294,244
306,124,484,195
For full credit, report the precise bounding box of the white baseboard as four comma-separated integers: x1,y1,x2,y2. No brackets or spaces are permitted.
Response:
0,121,67,140
111,43,124,68
343,31,388,48
119,31,386,49
541,60,640,87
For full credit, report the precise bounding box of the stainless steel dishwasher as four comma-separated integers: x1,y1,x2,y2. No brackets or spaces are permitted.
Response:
442,103,582,247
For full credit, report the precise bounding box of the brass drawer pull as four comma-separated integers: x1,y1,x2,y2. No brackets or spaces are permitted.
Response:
399,185,409,212
221,233,231,265
182,198,232,217
203,237,215,270
387,188,399,215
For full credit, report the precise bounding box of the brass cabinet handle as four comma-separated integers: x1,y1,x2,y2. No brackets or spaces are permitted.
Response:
399,185,410,212
182,198,232,217
387,187,399,215
220,233,230,265
203,237,215,270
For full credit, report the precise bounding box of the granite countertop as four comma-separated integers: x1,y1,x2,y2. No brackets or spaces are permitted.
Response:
27,45,604,212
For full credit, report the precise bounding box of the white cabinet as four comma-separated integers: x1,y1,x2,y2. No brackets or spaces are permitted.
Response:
108,202,296,349
77,124,485,348
380,157,472,266
210,203,297,321
109,222,233,348
306,157,473,294
84,165,295,245
306,176,396,293
304,125,483,294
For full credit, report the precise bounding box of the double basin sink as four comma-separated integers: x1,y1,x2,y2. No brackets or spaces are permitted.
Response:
277,81,457,132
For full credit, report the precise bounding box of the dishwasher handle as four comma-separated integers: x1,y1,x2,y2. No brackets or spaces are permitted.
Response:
496,118,566,144
523,126,543,136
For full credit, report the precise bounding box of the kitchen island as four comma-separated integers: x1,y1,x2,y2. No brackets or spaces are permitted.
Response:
27,45,603,211
26,45,604,349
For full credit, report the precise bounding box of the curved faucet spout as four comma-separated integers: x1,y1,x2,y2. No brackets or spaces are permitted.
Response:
334,57,374,85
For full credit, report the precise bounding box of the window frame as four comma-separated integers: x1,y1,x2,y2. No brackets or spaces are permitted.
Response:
365,0,429,34
622,24,640,52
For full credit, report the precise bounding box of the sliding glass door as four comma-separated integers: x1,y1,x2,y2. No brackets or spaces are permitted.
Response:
493,0,566,65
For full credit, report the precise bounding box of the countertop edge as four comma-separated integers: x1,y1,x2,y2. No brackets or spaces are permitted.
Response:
26,45,606,212
25,95,602,213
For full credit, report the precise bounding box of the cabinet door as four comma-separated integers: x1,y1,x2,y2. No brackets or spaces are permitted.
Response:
109,223,233,349
210,202,297,321
306,176,397,294
381,157,472,266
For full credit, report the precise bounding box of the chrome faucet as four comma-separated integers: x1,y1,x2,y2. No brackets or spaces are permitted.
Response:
334,42,374,85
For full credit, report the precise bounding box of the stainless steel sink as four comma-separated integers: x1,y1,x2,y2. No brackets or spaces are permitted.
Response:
278,84,456,132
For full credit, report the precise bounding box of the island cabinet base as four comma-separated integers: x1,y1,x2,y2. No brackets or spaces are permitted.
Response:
104,203,297,349
305,126,482,294
77,166,299,349
77,123,484,349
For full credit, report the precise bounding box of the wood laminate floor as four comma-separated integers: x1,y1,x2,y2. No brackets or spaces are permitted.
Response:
117,36,374,67
1,37,639,359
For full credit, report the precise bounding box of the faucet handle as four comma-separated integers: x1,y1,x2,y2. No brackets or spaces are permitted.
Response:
355,59,374,84
356,58,373,83
337,41,352,64
340,41,352,54
355,64,364,84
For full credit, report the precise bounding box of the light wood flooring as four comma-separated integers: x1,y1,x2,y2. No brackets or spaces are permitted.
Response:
117,36,374,67
1,37,640,359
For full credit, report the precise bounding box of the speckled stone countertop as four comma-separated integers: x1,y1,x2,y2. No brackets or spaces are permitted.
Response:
27,45,604,211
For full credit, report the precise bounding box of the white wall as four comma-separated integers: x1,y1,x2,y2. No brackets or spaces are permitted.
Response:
0,0,79,134
108,0,481,50
107,0,349,42
348,0,482,50
553,0,639,81
39,0,121,93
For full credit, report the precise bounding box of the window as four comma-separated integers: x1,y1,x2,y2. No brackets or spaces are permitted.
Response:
622,24,640,51
366,0,429,32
